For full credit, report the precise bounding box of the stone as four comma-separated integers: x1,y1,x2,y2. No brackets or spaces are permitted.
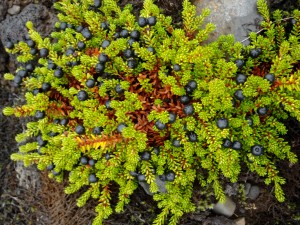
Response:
193,0,263,44
212,196,236,217
247,185,260,200
234,217,246,225
203,216,237,225
139,176,167,196
244,183,251,196
7,5,21,15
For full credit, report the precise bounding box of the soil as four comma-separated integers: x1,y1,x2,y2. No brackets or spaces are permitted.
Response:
0,1,299,225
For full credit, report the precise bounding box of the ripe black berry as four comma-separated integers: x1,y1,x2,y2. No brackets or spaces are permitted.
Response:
59,22,67,30
25,63,34,72
81,27,92,39
153,146,160,155
236,74,247,84
77,41,86,50
251,145,264,156
53,118,60,124
42,82,51,92
140,151,151,161
264,73,275,84
180,95,190,105
52,170,60,176
217,118,229,129
128,38,136,47
95,63,105,73
77,90,88,101
187,131,198,142
6,41,14,49
26,39,35,48
48,62,56,70
88,159,96,166
94,0,102,7
104,153,111,160
250,48,262,58
76,25,83,32
246,117,253,126
130,171,138,177
166,171,175,182
105,100,112,109
235,59,244,69
60,118,69,126
75,125,85,135
172,139,181,147
120,29,129,38
80,156,88,165
115,84,124,94
155,120,166,130
117,123,127,133
100,21,109,30
47,164,55,171
148,16,157,26
232,141,242,150
168,112,177,124
101,40,110,48
30,48,38,55
98,53,108,63
40,48,49,58
138,17,148,27
130,30,140,40
65,47,75,56
32,89,39,95
183,104,194,115
147,47,155,53
234,89,245,101
37,135,47,146
123,49,133,58
35,110,45,119
173,64,181,71
187,80,197,90
86,79,95,88
257,106,268,116
128,59,137,68
222,138,232,148
17,70,27,77
54,68,63,78
88,174,98,183
93,126,103,135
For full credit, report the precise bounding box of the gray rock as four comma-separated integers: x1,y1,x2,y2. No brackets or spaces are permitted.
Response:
244,183,251,196
212,196,236,217
193,0,263,44
0,3,57,72
247,185,260,200
7,5,21,15
203,216,237,225
139,176,167,196
0,1,9,21
234,217,246,225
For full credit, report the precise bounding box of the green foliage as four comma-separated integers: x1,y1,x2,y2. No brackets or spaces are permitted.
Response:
3,0,300,224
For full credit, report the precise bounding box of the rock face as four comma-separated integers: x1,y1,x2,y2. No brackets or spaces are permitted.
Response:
193,0,263,44
0,3,57,72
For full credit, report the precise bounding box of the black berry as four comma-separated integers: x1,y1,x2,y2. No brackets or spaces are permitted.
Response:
250,48,262,58
81,27,92,39
40,48,49,58
153,147,160,155
100,21,109,30
117,123,127,133
128,38,136,47
187,131,198,142
94,0,102,7
30,48,38,55
53,118,60,124
137,174,146,182
98,53,108,63
77,41,86,50
88,174,98,183
257,106,268,116
217,118,229,129
54,68,63,78
25,63,34,72
37,135,47,146
246,117,253,126
123,49,133,58
88,159,96,166
59,22,67,30
6,41,14,49
115,84,124,94
26,40,35,48
148,16,157,26
47,164,55,171
140,151,151,161
105,100,112,109
75,125,85,135
166,171,175,181
93,126,103,135
77,90,88,101
187,80,197,90
264,73,275,84
60,118,69,126
128,59,137,68
120,29,129,38
251,145,264,156
42,82,51,92
104,153,111,160
17,70,27,77
234,89,245,101
236,74,247,84
180,95,190,105
183,104,194,115
86,79,96,88
222,138,232,148
95,63,105,73
130,30,140,40
13,75,22,85
35,110,45,119
65,47,75,56
101,40,110,48
80,156,88,165
232,141,242,150
147,47,155,53
138,17,148,27
172,139,181,147
168,112,177,124
235,59,244,69
155,120,166,130
32,89,39,96
173,64,181,71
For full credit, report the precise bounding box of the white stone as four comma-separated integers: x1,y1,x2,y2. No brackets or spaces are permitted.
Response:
212,196,236,217
235,217,246,225
7,5,21,15
193,0,263,44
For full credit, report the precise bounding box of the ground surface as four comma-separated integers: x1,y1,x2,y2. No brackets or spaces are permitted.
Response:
0,0,300,225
